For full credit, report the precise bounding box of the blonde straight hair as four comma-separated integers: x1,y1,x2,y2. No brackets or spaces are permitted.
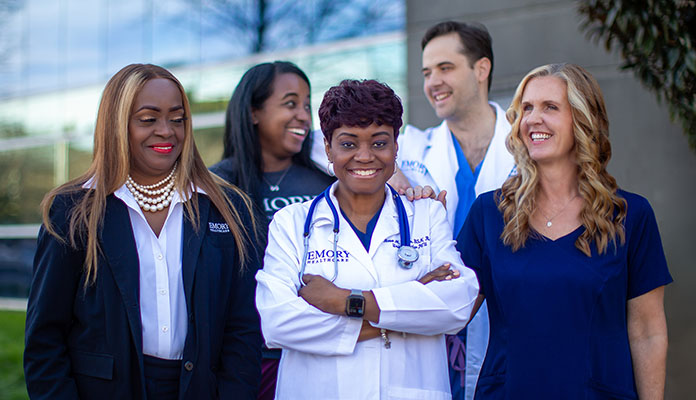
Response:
499,63,626,256
41,64,257,285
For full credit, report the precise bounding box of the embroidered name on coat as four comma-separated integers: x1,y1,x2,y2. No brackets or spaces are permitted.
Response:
208,222,230,233
384,236,430,249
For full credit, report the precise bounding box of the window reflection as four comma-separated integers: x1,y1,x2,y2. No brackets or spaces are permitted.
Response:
0,0,405,297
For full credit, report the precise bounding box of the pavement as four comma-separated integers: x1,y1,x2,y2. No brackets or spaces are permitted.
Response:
0,297,27,312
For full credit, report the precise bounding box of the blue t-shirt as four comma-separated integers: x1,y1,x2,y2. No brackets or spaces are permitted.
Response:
457,189,672,399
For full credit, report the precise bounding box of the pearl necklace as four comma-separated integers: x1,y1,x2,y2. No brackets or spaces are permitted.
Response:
126,163,177,212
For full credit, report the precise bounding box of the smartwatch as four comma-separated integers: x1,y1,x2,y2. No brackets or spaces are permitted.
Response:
345,289,365,318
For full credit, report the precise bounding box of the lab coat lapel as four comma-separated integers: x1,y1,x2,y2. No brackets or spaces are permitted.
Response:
423,121,459,214
100,195,143,357
181,195,209,314
319,187,379,282
475,102,515,195
369,189,402,259
336,223,379,281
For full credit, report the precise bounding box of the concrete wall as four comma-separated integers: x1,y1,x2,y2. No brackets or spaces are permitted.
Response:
406,1,696,397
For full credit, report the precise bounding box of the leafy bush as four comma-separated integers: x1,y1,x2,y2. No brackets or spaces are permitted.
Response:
578,0,696,150
0,310,28,400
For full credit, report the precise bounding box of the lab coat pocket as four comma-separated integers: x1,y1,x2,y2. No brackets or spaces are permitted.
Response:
70,349,114,380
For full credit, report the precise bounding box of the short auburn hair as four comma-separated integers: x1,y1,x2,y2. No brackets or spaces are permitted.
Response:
319,79,403,142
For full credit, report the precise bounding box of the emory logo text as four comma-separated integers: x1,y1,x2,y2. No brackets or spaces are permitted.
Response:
400,160,428,175
208,222,230,233
307,249,350,264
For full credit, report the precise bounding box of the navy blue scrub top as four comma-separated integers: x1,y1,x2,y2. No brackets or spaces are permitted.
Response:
341,207,382,252
456,189,672,399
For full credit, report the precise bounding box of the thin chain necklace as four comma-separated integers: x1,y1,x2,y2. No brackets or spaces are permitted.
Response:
263,165,292,192
126,162,177,213
538,193,579,228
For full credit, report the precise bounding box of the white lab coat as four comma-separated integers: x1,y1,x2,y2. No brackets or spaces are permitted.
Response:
396,101,514,400
256,183,479,400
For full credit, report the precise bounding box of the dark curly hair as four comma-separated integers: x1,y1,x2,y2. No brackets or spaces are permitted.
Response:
318,79,403,143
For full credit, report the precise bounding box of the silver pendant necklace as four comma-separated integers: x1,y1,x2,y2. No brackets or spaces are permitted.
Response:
539,193,579,228
263,165,291,192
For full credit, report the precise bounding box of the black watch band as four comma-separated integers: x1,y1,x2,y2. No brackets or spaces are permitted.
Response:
345,289,365,318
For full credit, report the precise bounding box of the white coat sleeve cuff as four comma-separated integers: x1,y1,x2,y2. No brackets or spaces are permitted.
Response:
371,280,421,326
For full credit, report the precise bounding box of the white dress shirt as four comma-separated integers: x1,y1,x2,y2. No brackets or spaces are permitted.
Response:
113,184,201,360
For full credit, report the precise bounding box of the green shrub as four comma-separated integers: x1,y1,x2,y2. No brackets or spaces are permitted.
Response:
578,0,696,150
0,310,27,400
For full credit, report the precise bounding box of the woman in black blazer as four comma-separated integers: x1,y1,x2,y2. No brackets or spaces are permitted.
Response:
24,64,263,399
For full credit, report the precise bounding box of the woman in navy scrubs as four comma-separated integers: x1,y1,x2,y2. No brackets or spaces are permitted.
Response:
24,64,262,399
457,63,671,399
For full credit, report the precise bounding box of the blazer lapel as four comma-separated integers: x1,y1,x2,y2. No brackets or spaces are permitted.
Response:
182,195,210,313
101,195,143,357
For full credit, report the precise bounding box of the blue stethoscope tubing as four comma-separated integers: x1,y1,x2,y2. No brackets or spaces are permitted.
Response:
298,184,418,285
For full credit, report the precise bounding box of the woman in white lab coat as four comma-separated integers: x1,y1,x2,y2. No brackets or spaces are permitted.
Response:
255,79,480,400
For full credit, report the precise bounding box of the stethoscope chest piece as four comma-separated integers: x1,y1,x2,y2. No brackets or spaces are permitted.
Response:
397,245,419,269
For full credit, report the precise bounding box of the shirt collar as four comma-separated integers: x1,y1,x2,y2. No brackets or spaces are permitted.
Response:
82,175,206,213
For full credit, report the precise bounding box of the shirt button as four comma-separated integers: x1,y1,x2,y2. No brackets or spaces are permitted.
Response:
184,361,194,371
162,325,168,333
157,254,163,260
159,289,167,295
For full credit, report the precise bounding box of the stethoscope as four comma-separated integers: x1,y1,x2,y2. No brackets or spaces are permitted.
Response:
298,184,419,285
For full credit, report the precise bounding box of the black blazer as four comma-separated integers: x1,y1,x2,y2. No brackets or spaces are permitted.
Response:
24,190,262,399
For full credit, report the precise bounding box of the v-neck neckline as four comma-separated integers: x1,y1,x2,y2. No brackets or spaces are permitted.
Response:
532,224,585,243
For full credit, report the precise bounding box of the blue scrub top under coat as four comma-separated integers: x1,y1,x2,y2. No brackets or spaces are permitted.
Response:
452,132,482,238
450,132,483,400
340,207,382,252
457,190,672,399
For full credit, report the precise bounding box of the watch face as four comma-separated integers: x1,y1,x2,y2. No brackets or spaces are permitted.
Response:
347,296,365,317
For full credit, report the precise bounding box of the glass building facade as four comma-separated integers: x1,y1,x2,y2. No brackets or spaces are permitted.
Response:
0,0,406,297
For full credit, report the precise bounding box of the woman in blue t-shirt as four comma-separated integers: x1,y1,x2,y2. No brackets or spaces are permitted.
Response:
457,63,671,399
210,61,334,224
209,61,334,400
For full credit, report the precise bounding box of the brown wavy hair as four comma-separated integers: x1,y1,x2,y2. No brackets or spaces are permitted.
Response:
41,64,257,285
499,63,626,256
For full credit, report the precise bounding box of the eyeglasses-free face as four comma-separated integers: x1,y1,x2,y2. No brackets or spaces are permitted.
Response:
128,78,186,185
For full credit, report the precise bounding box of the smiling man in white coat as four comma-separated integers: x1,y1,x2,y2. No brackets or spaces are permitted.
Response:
392,21,515,400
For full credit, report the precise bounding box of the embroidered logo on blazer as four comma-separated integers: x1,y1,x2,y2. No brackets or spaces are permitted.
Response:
208,222,230,233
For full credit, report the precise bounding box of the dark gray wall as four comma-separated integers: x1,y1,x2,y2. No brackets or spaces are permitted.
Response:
406,1,696,397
